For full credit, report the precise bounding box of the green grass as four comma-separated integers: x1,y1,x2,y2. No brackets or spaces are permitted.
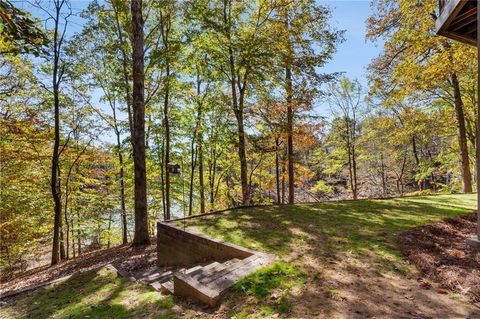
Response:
3,194,476,319
1,267,176,319
230,261,303,316
184,193,476,261
233,261,306,299
180,193,476,317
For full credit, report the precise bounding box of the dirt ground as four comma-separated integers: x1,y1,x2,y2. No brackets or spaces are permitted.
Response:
187,241,480,319
398,212,480,303
0,238,158,298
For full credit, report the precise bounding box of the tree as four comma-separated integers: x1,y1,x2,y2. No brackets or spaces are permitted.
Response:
327,78,365,200
0,0,47,55
0,50,50,271
130,0,149,245
282,6,295,204
155,0,180,220
187,64,211,216
367,0,476,193
30,0,73,266
189,0,278,205
276,0,343,204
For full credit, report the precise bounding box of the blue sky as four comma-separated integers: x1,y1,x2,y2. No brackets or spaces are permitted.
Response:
316,0,382,117
321,0,380,80
21,0,382,126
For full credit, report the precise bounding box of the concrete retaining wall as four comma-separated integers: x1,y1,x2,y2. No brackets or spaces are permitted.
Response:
157,222,253,266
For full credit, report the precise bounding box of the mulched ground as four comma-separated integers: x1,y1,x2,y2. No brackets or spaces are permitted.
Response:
0,237,158,299
398,212,480,302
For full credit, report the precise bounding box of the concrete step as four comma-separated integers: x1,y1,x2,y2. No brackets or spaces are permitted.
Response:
177,265,203,276
158,262,218,295
205,256,273,292
140,270,173,284
173,255,275,306
190,262,231,282
148,269,183,292
189,261,224,281
150,268,185,283
160,280,174,295
222,258,240,266
196,255,260,285
150,281,163,291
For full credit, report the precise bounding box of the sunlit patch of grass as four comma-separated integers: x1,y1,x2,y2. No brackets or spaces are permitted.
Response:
230,262,304,317
1,267,176,319
233,262,306,299
259,305,276,316
184,193,476,269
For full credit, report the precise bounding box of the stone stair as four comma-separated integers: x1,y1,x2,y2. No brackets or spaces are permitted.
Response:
174,253,275,306
154,221,276,306
140,254,275,306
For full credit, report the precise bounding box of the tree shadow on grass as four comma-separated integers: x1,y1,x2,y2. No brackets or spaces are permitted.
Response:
181,195,478,317
0,239,159,297
186,195,476,258
289,261,480,319
2,267,175,319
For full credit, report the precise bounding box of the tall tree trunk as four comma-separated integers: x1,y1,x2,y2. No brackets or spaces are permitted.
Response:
412,136,420,166
347,147,355,199
58,168,65,260
188,140,197,216
65,216,69,260
190,73,206,215
188,98,202,216
209,157,215,208
163,65,171,220
229,63,248,205
59,224,65,260
113,107,128,244
159,140,166,219
352,142,358,200
119,151,128,244
224,1,249,205
63,183,70,260
275,138,281,204
345,118,357,200
451,72,473,193
284,9,294,204
411,136,423,190
158,6,174,219
112,1,134,136
71,209,75,258
235,108,249,205
198,133,205,214
396,152,407,196
208,142,218,209
50,2,62,266
380,153,386,197
76,209,81,256
131,0,150,245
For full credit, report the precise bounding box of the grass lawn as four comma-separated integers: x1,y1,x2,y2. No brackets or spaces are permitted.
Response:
184,193,477,261
2,194,478,319
177,193,479,318
0,267,176,319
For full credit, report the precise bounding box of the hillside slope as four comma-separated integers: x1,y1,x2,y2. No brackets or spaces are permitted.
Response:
2,194,479,318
